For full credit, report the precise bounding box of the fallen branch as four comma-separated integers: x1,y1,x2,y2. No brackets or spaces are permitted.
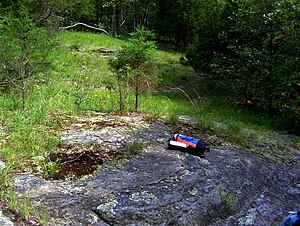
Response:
60,153,84,165
59,22,109,35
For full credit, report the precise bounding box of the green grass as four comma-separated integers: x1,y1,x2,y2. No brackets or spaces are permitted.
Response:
0,31,299,222
218,185,235,213
127,142,144,155
294,137,300,149
0,31,295,168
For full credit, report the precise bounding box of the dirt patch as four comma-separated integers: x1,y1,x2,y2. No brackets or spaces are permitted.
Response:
49,145,126,180
91,48,115,58
46,112,152,180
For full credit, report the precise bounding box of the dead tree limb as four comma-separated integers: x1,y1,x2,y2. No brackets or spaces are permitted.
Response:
59,22,109,35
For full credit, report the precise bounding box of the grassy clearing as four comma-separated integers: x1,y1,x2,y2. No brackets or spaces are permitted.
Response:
0,31,298,222
0,31,296,169
0,31,296,168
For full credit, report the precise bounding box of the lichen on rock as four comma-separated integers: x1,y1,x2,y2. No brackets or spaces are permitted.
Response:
129,191,157,202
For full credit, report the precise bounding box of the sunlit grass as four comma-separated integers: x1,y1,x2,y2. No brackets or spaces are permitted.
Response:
58,31,124,49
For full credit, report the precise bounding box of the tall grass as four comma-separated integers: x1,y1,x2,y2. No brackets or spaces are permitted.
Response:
139,88,289,148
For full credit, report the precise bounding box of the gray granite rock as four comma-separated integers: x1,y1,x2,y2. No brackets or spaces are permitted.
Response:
0,160,6,170
11,113,300,225
14,174,48,193
0,209,14,226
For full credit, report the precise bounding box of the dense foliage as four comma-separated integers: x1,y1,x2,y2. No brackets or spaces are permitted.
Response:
184,0,300,131
0,0,299,131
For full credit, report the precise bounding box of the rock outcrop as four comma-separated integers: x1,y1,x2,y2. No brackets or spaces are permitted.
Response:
12,113,300,225
0,209,14,226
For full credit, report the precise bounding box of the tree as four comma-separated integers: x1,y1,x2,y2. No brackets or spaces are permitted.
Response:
184,0,300,131
0,8,55,110
183,0,230,72
154,0,201,49
109,27,157,111
94,0,157,36
0,0,70,28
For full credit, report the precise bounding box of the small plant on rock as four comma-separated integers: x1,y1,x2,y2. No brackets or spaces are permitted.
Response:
36,209,49,225
6,190,18,212
219,185,235,212
0,164,11,189
128,142,144,155
294,137,300,149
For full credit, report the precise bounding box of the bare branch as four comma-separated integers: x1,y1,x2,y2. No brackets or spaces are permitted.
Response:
59,22,109,35
120,20,126,27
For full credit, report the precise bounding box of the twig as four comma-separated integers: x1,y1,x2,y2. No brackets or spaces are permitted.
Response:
60,153,84,165
120,20,126,27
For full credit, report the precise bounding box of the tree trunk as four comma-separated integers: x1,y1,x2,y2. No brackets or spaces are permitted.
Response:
20,64,26,111
135,74,139,111
118,80,123,111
